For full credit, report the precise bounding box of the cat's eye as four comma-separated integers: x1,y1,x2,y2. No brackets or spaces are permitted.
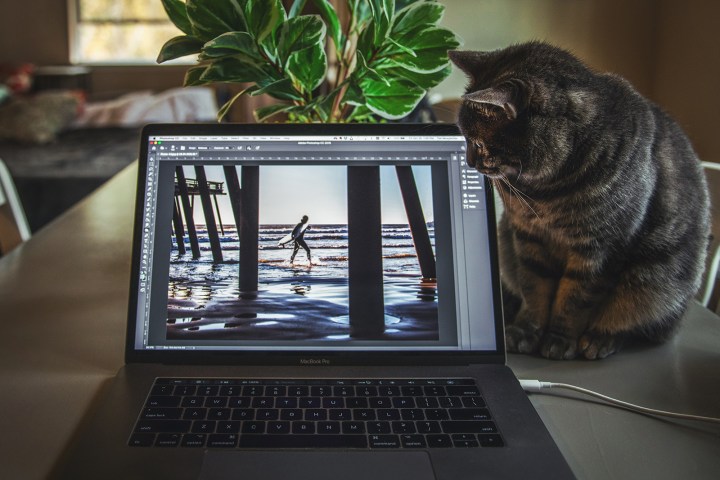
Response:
474,141,485,154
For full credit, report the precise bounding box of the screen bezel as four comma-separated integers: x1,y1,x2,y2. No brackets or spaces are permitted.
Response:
125,123,505,366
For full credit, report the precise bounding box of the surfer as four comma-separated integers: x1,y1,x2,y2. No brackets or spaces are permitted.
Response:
287,215,311,264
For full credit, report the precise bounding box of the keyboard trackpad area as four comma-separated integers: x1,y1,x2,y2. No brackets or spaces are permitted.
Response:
199,450,436,480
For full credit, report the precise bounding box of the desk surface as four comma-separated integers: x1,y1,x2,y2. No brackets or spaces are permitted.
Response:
1,164,719,479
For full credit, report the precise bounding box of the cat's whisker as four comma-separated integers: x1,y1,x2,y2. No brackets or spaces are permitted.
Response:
499,174,540,218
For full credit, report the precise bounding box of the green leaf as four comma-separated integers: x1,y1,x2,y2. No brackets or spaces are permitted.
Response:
360,77,425,120
199,58,270,83
200,31,261,61
245,0,285,43
288,0,308,18
186,0,248,42
355,51,389,86
184,65,211,86
310,0,342,50
368,0,394,44
287,42,327,94
251,78,303,101
391,1,445,35
387,27,460,73
276,15,326,63
161,0,194,36
254,103,294,122
379,63,452,90
217,85,259,122
157,35,204,63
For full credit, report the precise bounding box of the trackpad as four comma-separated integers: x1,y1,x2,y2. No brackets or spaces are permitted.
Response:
199,451,436,480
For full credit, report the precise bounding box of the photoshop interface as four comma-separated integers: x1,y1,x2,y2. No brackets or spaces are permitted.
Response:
134,134,496,352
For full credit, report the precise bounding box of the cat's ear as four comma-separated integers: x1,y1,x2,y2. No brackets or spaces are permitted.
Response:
448,50,489,76
463,85,519,121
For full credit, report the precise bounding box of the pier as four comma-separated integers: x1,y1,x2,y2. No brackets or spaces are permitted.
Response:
171,164,436,338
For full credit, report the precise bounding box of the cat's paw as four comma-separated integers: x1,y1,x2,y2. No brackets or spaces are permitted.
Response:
505,324,542,354
539,333,578,360
578,331,625,360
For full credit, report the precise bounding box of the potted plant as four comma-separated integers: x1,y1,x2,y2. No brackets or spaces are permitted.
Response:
157,0,460,122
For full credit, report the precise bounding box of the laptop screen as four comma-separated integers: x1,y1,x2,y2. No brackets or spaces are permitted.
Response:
127,124,503,364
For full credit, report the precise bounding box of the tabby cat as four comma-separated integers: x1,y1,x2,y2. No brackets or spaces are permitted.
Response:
449,42,710,360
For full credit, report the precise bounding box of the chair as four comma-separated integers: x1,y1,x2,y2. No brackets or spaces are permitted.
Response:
0,158,31,255
699,161,720,313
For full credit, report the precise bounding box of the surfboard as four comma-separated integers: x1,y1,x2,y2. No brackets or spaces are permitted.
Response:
278,223,309,246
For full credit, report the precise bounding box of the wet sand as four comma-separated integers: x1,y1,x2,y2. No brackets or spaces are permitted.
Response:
166,276,439,341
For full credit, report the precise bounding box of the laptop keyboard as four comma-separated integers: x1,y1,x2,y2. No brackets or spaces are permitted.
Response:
129,378,504,449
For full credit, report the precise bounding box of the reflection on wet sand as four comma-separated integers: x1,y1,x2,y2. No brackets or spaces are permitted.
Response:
167,276,438,341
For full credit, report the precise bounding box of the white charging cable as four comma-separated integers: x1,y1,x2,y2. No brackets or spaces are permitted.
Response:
519,379,720,424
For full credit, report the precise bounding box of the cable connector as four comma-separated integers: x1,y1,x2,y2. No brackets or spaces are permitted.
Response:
518,379,551,393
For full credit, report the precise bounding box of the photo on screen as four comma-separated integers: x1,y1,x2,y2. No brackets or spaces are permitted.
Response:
165,163,441,342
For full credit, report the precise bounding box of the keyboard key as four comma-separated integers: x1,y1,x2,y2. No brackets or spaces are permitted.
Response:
305,409,327,421
238,434,367,449
329,409,351,420
424,386,446,396
416,421,442,434
342,421,365,434
181,397,203,408
191,420,216,434
217,421,241,433
452,434,479,448
346,397,369,408
416,397,439,408
280,409,303,420
401,386,423,396
369,397,392,408
208,408,231,420
155,433,181,447
377,409,401,421
180,434,206,448
198,386,219,396
251,397,273,408
128,433,155,447
207,434,238,448
228,397,251,408
357,386,378,397
369,435,400,448
267,421,291,434
174,385,197,396
205,397,228,408
353,409,375,421
317,421,340,434
289,386,309,396
310,386,332,396
323,397,344,408
231,408,254,420
150,385,173,396
142,408,182,420
392,397,415,408
478,434,505,447
292,422,316,434
219,386,240,396
367,421,391,434
146,396,181,408
334,386,354,396
441,421,497,434
401,434,427,448
257,409,279,420
461,396,486,408
449,408,491,420
426,434,453,448
266,386,286,396
425,409,449,420
379,386,401,396
439,397,461,408
242,421,266,434
401,409,424,421
135,420,191,434
276,397,298,408
391,421,416,434
447,386,481,396
300,397,321,408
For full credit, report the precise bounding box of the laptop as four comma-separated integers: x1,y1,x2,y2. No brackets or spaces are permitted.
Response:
57,123,573,479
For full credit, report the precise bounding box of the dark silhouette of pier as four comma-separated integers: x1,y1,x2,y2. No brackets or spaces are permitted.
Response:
172,165,435,338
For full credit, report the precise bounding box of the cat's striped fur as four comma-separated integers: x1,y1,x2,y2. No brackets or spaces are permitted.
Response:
449,42,710,360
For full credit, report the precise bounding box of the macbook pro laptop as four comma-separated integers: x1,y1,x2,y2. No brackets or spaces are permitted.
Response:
57,123,573,479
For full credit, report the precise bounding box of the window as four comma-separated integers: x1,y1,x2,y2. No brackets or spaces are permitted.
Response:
69,0,184,64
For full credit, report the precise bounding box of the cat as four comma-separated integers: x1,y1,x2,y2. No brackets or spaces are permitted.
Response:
448,42,710,360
